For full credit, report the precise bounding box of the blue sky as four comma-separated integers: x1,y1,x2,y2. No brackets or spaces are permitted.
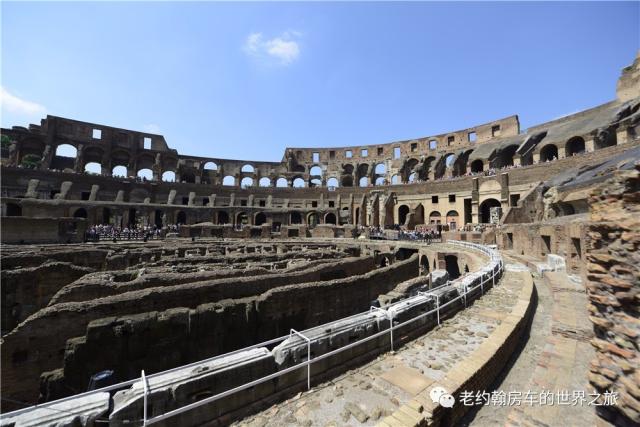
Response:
2,1,638,162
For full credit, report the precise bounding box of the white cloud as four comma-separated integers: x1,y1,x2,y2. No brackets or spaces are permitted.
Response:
143,123,161,134
1,86,46,116
243,31,301,65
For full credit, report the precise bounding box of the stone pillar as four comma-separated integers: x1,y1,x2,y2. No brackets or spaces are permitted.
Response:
616,128,629,145
557,145,567,159
513,155,522,166
585,138,595,152
471,177,479,223
533,153,541,164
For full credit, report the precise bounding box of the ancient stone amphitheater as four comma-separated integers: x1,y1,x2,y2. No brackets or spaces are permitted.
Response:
0,55,638,427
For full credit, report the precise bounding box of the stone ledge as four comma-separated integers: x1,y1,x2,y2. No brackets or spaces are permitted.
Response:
378,269,536,427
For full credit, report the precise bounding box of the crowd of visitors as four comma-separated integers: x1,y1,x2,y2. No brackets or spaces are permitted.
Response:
85,223,181,241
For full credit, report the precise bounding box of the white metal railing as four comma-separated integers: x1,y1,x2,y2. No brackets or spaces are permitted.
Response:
1,240,502,426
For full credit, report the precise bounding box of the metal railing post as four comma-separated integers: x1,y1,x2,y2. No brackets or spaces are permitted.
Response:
290,329,311,390
142,370,148,426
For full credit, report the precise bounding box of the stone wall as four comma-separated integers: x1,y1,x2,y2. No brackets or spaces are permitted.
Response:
0,216,87,244
585,163,639,425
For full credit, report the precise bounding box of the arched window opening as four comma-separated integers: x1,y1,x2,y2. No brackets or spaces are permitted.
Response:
73,208,88,218
84,162,101,175
293,178,305,188
391,175,401,185
446,210,459,230
398,205,410,225
341,176,353,187
310,166,322,176
204,161,217,170
540,145,558,162
112,165,128,177
420,256,430,275
375,177,385,186
255,212,267,226
162,171,176,182
470,160,484,173
223,176,235,186
307,212,319,228
310,178,322,188
429,211,442,224
55,144,77,158
241,164,254,173
566,137,585,157
259,177,271,187
325,212,337,224
327,177,339,188
290,211,302,224
375,163,386,174
240,177,254,188
445,255,461,279
217,211,230,224
479,198,501,224
445,154,455,168
359,177,369,187
276,177,288,187
137,168,153,181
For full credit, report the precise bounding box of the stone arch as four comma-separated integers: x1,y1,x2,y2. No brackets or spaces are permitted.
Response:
375,177,385,186
136,153,155,171
162,171,176,182
408,172,417,183
293,177,305,188
259,177,271,187
327,177,339,188
429,211,442,224
182,171,196,183
236,212,249,226
223,175,235,186
309,178,322,188
446,210,459,230
341,175,353,187
444,255,461,279
290,211,302,224
420,255,430,275
276,177,288,187
565,136,585,156
255,212,267,226
309,165,322,176
415,203,425,225
240,177,254,188
391,174,401,185
398,205,410,225
470,159,484,173
241,164,254,173
204,161,217,170
359,176,369,187
137,168,153,180
55,144,77,158
73,208,88,218
325,212,337,224
84,162,102,174
479,198,501,223
217,211,230,224
495,145,518,168
540,144,558,162
374,163,386,175
307,212,319,227
176,211,187,225
112,165,128,177
83,146,104,165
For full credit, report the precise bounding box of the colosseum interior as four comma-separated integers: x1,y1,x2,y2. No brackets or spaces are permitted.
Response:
1,48,639,427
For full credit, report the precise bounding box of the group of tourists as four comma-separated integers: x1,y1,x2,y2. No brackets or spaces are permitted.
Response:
85,223,182,241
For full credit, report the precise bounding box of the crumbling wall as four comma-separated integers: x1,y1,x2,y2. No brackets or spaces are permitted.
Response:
585,163,639,425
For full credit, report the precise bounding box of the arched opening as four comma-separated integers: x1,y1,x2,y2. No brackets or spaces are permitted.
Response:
217,211,230,224
325,212,337,224
237,212,249,226
137,168,153,181
241,164,254,173
429,211,442,224
408,172,417,183
444,255,461,279
73,208,88,219
223,176,235,186
309,166,322,176
496,145,518,168
128,208,137,227
359,177,369,187
540,144,558,162
176,211,187,225
309,178,322,188
375,163,386,175
391,174,401,185
154,210,163,228
375,177,386,186
240,177,254,188
162,171,176,182
480,198,501,224
84,162,101,175
5,203,22,217
307,212,319,228
255,212,267,226
355,208,360,225
259,177,271,187
112,165,128,177
470,159,484,173
414,204,425,225
445,153,455,168
182,172,196,183
204,161,217,170
276,177,288,187
565,137,585,156
293,177,305,188
55,144,77,158
341,175,353,187
398,205,410,225
290,211,302,224
327,177,339,188
103,207,112,224
446,210,459,230
420,256,430,275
